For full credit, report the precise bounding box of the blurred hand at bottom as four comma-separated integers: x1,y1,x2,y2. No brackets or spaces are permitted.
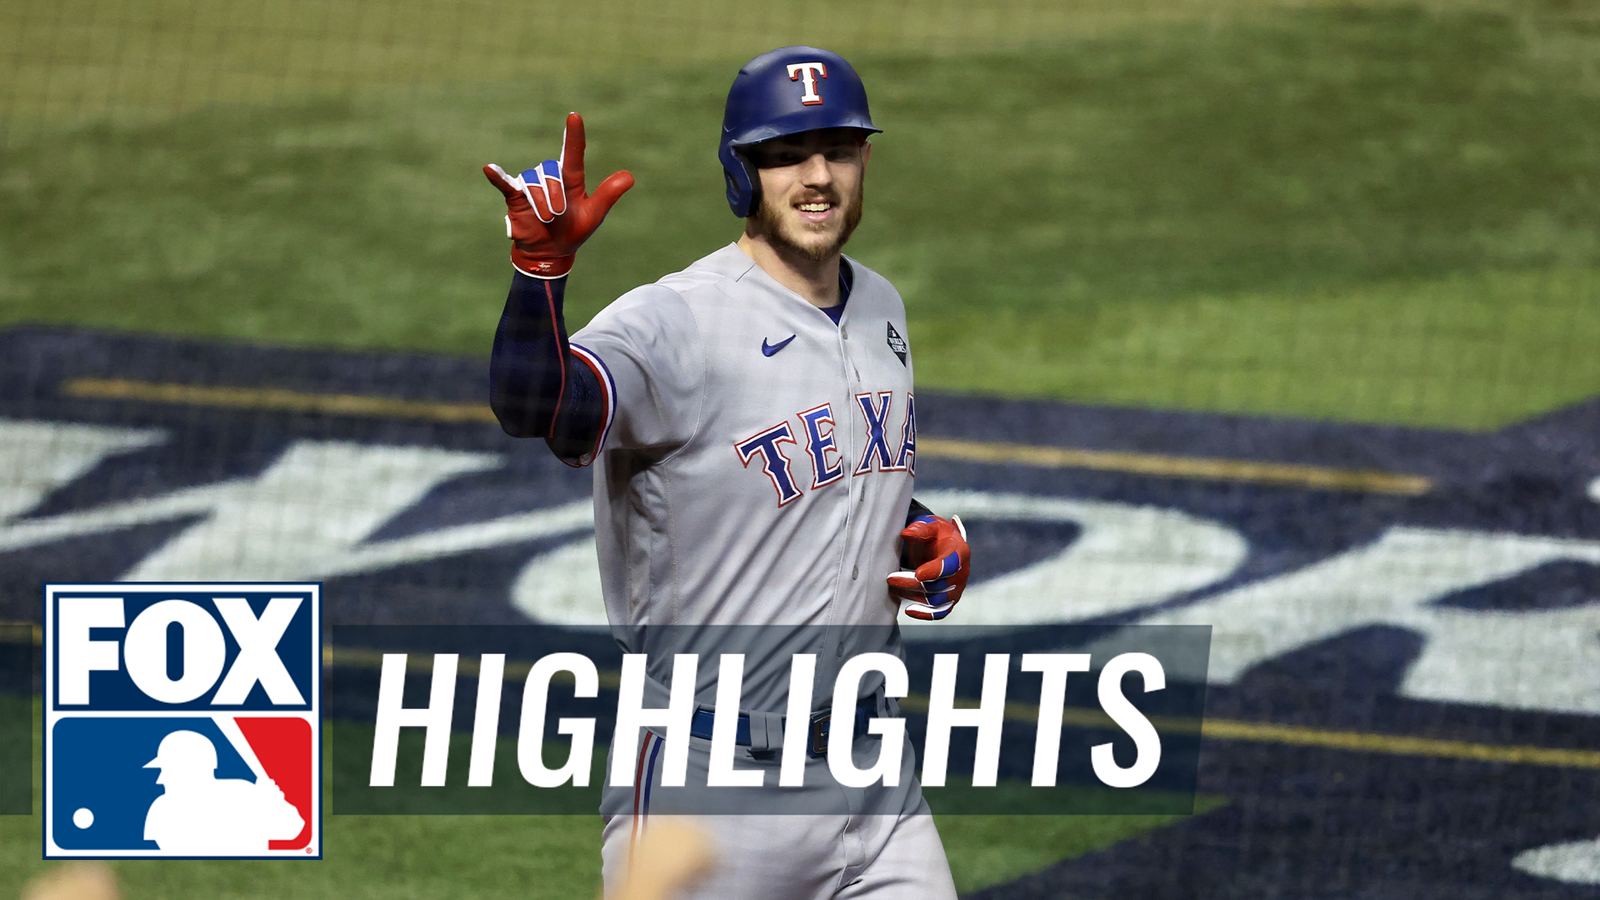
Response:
609,818,715,900
22,862,120,900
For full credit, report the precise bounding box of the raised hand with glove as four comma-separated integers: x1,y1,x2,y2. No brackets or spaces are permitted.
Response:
889,512,971,621
484,112,630,451
483,111,634,278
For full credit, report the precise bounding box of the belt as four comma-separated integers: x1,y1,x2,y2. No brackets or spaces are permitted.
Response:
688,697,879,758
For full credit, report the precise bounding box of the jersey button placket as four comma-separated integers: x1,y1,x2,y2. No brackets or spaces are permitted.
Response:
835,324,861,612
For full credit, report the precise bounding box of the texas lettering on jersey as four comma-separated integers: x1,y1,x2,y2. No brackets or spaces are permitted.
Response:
735,392,915,506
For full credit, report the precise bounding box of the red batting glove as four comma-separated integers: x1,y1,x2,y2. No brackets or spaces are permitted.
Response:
483,112,634,278
888,514,970,621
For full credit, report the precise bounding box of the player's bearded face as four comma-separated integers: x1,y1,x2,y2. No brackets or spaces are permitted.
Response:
747,130,868,263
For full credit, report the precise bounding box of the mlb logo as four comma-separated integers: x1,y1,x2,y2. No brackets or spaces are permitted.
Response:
44,583,320,859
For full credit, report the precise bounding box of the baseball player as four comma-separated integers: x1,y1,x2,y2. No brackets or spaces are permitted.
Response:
141,730,303,854
483,46,970,900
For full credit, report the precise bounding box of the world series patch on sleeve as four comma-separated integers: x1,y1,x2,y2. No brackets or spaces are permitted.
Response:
44,583,321,859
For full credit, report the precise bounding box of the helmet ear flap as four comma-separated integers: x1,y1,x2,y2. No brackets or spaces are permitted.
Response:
721,144,762,218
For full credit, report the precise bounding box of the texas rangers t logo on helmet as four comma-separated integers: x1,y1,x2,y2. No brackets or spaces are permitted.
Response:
786,62,829,105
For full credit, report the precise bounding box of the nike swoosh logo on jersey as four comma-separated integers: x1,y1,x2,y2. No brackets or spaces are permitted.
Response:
762,335,797,357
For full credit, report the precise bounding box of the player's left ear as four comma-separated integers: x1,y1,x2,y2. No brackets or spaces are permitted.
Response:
860,140,872,169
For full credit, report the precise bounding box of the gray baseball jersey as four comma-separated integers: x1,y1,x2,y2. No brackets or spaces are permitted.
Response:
573,244,951,900
571,242,917,637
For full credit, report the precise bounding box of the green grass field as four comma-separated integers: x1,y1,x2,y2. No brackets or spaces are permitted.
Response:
3,0,1599,428
0,803,1218,897
3,0,1598,895
1,704,1225,897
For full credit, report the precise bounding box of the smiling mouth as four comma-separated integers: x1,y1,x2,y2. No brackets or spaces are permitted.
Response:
795,200,836,224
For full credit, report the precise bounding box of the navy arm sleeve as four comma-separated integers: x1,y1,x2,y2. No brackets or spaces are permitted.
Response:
905,497,934,526
900,498,939,568
488,272,607,461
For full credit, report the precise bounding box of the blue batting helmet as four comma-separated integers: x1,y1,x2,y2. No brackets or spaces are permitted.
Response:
719,46,881,218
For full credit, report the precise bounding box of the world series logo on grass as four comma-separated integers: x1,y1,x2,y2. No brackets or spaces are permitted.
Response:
44,583,320,859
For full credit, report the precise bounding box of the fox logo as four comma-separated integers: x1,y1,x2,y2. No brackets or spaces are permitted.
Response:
44,584,320,858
